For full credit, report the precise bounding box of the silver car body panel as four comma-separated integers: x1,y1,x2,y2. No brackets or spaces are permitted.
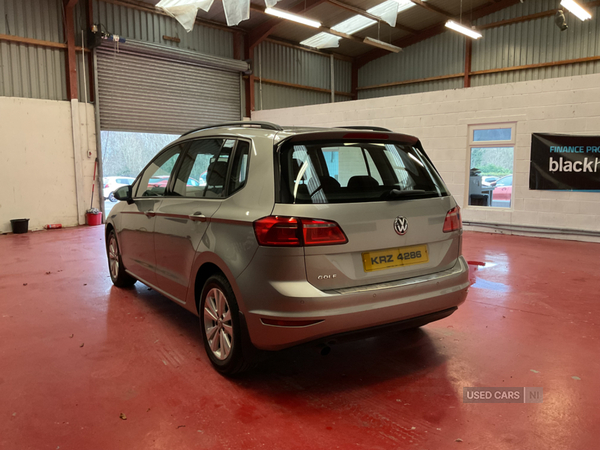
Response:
106,124,469,351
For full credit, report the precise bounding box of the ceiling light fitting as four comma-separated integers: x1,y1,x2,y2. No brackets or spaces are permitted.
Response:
560,0,592,21
264,7,321,28
363,37,402,53
445,20,482,39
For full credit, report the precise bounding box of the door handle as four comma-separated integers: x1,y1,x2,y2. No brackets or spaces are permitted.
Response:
144,210,156,217
189,212,207,222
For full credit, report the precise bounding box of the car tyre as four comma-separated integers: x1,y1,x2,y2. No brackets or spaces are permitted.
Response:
107,229,136,288
108,192,117,202
200,274,256,375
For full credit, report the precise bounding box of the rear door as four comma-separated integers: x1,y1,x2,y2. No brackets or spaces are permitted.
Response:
153,138,248,303
273,134,461,291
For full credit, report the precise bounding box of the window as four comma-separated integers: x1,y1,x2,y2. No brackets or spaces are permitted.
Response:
467,123,515,208
228,141,250,194
172,139,246,198
279,141,448,204
135,145,183,197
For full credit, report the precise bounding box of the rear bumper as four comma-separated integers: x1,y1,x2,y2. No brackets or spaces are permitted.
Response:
242,256,469,350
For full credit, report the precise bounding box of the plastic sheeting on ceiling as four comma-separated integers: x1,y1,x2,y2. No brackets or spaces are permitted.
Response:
157,0,282,30
156,0,215,31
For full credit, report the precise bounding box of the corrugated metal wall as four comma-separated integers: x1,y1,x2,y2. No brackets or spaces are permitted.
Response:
471,0,600,87
358,31,464,100
0,0,235,103
0,0,67,100
92,0,233,59
358,0,600,99
253,40,352,111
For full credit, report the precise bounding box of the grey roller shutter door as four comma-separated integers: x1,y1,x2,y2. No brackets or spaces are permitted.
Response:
96,40,247,134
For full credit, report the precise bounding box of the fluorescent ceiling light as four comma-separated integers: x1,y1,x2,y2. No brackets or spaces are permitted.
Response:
363,37,402,53
265,7,321,28
560,0,592,20
445,20,482,39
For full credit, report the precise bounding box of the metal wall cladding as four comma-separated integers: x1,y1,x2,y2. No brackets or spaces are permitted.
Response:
334,58,352,94
358,31,465,91
0,0,64,40
358,78,463,100
472,1,600,86
253,82,351,111
0,0,66,100
254,41,352,110
92,0,233,59
256,41,330,90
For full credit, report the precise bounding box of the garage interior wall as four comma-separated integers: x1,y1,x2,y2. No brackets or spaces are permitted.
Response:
91,0,234,58
253,71,600,241
358,0,600,101
0,97,97,233
253,40,352,111
0,0,242,232
244,1,600,112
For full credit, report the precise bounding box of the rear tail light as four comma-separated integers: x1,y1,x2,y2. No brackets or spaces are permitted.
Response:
443,206,462,233
253,216,348,246
104,184,109,188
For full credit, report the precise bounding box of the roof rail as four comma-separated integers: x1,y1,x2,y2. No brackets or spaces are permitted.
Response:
181,121,283,137
339,126,392,132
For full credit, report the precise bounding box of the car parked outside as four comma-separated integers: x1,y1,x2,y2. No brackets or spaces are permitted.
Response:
491,174,512,207
103,176,135,202
105,122,469,374
148,175,200,187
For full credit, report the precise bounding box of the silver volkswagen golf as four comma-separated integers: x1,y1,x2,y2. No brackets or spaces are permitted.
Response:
106,122,469,374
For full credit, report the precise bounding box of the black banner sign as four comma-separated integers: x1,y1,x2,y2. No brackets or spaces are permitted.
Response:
530,133,600,191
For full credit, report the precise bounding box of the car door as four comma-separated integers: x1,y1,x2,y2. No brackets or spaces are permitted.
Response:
153,138,240,303
117,145,184,286
493,175,512,201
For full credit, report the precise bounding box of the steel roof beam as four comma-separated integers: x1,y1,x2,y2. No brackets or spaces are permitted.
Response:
357,0,521,68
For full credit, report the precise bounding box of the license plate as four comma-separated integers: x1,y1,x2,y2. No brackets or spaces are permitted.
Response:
362,244,429,272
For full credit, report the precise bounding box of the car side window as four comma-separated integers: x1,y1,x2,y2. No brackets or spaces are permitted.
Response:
135,145,183,197
172,139,226,198
228,140,250,195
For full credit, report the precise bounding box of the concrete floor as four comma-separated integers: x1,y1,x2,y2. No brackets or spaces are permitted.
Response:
1,227,598,449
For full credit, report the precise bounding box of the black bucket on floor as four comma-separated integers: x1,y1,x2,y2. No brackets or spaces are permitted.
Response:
10,218,29,234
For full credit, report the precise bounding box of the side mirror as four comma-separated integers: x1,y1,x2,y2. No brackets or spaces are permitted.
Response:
113,185,133,204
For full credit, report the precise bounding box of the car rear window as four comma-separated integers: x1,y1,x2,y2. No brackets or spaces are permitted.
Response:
279,140,449,204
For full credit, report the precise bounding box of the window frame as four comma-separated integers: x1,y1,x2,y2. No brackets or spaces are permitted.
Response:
166,136,252,200
468,123,516,146
465,122,516,209
132,142,188,199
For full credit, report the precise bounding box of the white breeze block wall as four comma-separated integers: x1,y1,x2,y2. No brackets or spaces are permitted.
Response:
253,73,600,240
0,97,97,234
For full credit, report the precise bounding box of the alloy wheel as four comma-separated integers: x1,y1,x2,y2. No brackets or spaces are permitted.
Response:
203,288,233,360
108,234,119,280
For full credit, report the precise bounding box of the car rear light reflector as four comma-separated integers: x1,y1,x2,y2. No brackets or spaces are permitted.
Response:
302,219,348,246
261,318,324,327
253,216,347,246
443,206,462,233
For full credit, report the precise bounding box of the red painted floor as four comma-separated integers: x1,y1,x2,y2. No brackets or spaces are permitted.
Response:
1,227,599,449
